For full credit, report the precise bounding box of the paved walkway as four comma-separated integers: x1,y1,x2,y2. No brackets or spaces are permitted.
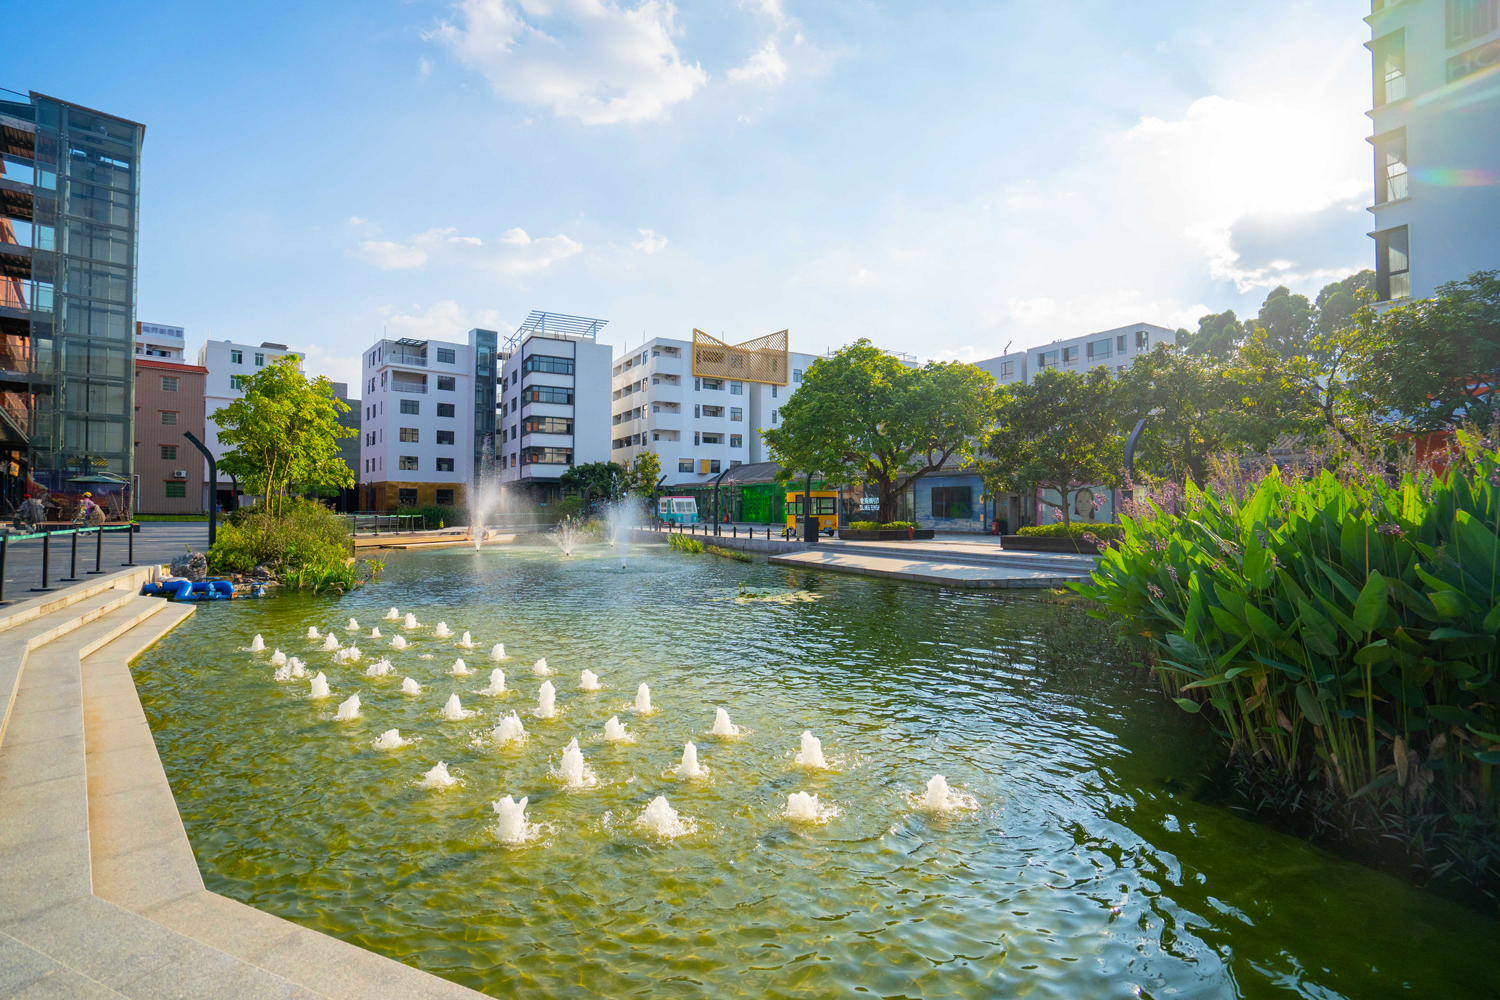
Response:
0,523,208,600
0,569,486,999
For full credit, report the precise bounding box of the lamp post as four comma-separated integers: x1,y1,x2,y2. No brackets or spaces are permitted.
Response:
182,431,217,546
802,470,818,544
1118,407,1164,523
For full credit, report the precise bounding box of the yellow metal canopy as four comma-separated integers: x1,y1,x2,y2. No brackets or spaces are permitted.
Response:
691,329,788,385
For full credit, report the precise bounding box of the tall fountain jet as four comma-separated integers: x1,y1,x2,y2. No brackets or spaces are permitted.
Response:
480,669,506,695
492,795,531,843
335,694,361,721
535,681,557,719
555,737,596,787
678,742,706,778
633,683,653,714
710,708,740,737
604,716,630,742
249,634,265,652
490,643,508,662
795,731,829,768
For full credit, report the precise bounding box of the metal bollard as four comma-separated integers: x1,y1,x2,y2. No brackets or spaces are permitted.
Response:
89,525,105,574
122,524,137,567
64,529,80,582
33,531,52,592
0,533,7,603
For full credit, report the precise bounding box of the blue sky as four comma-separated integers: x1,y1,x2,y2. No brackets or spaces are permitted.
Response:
9,0,1374,387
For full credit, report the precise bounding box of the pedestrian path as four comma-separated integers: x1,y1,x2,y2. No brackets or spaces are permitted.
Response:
769,546,1091,588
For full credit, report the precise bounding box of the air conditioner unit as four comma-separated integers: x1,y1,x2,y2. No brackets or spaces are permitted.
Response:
173,471,187,479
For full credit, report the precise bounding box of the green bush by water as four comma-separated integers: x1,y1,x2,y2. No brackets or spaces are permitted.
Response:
669,533,704,554
1019,522,1124,541
209,498,375,592
1074,429,1500,832
846,521,916,531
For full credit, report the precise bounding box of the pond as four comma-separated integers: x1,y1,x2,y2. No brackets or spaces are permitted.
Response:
133,543,1500,998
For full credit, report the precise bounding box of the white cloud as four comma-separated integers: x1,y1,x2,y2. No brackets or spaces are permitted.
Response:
419,57,433,76
631,228,668,254
299,343,362,394
348,224,582,277
729,39,787,87
382,300,510,341
428,0,708,125
352,240,428,270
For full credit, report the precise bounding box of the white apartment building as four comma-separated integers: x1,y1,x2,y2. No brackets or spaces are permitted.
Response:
608,331,819,485
196,339,303,509
974,322,1172,386
357,332,484,510
1367,0,1500,302
497,311,613,500
135,321,185,361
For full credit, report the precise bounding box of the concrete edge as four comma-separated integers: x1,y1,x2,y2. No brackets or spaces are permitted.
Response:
768,553,1083,589
0,564,160,638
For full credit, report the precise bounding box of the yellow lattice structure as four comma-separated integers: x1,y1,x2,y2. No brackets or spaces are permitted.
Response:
691,329,789,385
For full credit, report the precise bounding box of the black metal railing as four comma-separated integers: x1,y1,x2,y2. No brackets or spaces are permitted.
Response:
0,523,138,603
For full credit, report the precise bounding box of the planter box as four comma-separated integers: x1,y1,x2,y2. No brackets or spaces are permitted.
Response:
838,528,937,541
1001,534,1101,554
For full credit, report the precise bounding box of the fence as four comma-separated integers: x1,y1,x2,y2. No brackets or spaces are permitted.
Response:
0,524,138,603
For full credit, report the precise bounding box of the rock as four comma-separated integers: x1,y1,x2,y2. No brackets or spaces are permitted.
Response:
169,551,208,582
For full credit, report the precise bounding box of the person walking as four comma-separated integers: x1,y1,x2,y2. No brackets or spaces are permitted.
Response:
81,492,104,527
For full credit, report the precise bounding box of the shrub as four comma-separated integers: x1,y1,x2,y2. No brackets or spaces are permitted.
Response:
1018,522,1124,541
403,504,467,529
1074,428,1500,820
669,533,704,554
846,521,917,531
706,545,752,563
209,498,375,593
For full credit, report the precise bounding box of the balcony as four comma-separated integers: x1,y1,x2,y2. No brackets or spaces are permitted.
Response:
388,352,427,367
391,379,427,394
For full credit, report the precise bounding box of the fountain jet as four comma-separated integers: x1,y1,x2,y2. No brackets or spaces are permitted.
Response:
535,680,557,718
678,741,706,778
442,693,473,721
492,795,532,844
479,668,506,695
269,649,287,667
533,658,552,676
365,658,394,678
458,631,475,650
306,626,320,640
785,791,836,824
580,670,601,691
249,634,265,652
490,643,508,662
309,672,330,699
434,622,453,638
370,627,382,639
385,607,400,620
492,711,526,745
633,683,653,714
400,677,422,695
795,730,828,769
636,796,693,838
346,618,359,631
403,613,419,629
554,737,596,787
419,761,459,789
604,716,630,742
450,658,472,676
918,774,977,812
335,694,361,721
390,635,408,650
710,708,740,737
321,634,340,651
373,729,407,750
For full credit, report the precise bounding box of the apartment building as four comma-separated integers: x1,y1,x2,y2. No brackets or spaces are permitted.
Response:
1367,0,1500,302
609,330,819,485
0,88,144,500
196,339,303,509
331,381,360,512
497,311,612,501
132,323,207,514
974,322,1172,387
357,331,488,510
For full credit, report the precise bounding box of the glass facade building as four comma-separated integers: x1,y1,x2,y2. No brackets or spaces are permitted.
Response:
0,89,144,497
470,327,497,489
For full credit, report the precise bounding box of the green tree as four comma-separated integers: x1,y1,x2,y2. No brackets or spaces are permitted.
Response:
1114,346,1241,486
1255,285,1315,358
560,461,626,500
211,356,354,517
625,451,662,498
981,367,1120,526
1314,269,1375,340
1348,270,1500,433
762,340,997,522
1176,309,1244,360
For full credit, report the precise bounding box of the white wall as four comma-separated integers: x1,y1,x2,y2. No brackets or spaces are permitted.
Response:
196,340,304,491
357,336,473,486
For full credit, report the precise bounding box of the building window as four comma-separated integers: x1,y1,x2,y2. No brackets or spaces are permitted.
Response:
793,369,803,382
400,399,419,415
436,488,455,505
523,416,574,435
1372,29,1406,106
1086,339,1112,360
160,376,178,392
436,457,455,472
437,376,455,391
160,445,177,460
702,433,723,445
522,355,574,376
437,403,456,417
523,385,573,406
230,349,242,364
1037,350,1058,369
1116,335,1126,352
436,347,456,365
520,447,574,465
1448,36,1500,81
1135,330,1150,349
730,434,743,448
254,352,265,367
1062,346,1080,364
771,409,778,423
230,375,245,390
999,360,1014,378
1447,0,1500,47
436,430,455,445
399,455,419,471
1375,225,1410,301
703,378,723,391
1374,129,1408,204
709,460,721,474
381,372,387,387
702,405,724,418
400,427,419,443
931,485,973,519
771,385,777,398
694,432,701,446
164,482,186,499
399,488,418,506
693,404,700,419
730,381,743,395
679,458,694,473
730,407,743,421
160,411,177,425
694,378,701,391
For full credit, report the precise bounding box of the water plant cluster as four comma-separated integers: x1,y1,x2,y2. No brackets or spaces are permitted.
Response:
668,532,704,554
1076,428,1500,885
208,498,379,593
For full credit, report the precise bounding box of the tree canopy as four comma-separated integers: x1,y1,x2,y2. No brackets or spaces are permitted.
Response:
1114,346,1242,486
1176,309,1244,360
763,340,997,522
560,461,626,500
211,356,354,517
624,451,662,498
982,366,1120,526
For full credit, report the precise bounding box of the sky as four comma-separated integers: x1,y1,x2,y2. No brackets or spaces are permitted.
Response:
8,0,1375,389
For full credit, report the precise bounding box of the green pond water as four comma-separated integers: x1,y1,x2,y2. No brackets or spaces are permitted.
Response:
133,543,1500,999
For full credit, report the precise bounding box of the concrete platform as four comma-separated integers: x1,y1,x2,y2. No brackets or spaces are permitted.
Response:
0,569,486,1000
769,547,1091,588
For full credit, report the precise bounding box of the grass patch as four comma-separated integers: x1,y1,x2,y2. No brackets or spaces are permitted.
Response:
706,545,752,563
